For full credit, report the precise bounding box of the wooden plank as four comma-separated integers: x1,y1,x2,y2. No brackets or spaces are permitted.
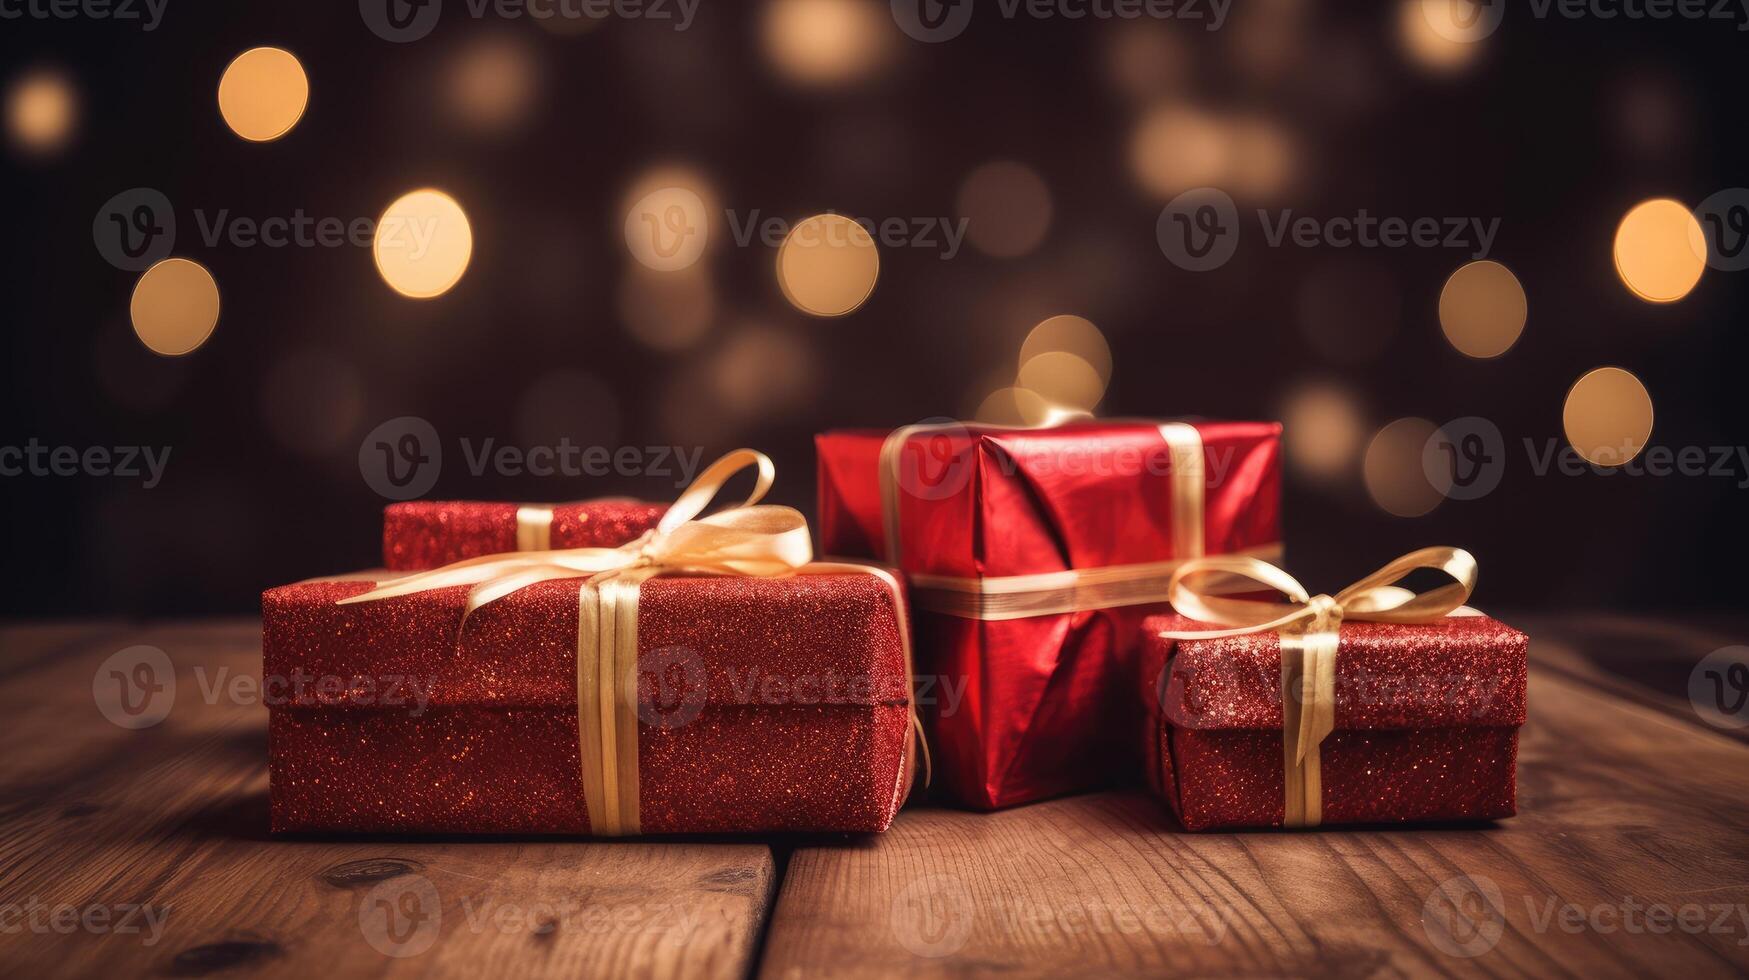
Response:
1517,612,1749,742
761,667,1749,979
0,620,776,979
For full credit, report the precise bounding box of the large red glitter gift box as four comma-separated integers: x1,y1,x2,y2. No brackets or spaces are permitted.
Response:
383,499,665,571
267,450,917,836
817,419,1282,809
1140,548,1527,830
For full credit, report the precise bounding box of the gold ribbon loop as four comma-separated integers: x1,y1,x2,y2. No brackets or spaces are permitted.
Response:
338,448,926,836
1158,546,1478,828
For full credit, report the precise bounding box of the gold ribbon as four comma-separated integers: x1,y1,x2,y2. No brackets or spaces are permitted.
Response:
1157,546,1479,828
339,449,926,836
515,505,555,551
875,420,1273,619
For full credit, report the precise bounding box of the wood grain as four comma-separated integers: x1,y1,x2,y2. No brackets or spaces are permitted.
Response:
1515,611,1748,742
6,617,1749,978
760,649,1749,978
0,622,775,979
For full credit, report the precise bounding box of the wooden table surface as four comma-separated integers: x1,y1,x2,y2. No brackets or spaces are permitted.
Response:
1,616,1745,979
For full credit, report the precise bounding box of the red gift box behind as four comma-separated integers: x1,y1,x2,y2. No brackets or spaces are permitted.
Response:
1141,613,1527,830
264,573,912,835
817,419,1282,809
382,500,665,571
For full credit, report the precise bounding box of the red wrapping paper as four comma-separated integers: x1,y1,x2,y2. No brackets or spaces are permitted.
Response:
382,500,665,571
264,572,911,835
817,420,1282,809
1140,613,1527,830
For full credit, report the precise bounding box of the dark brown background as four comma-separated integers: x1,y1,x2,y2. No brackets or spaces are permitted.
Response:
2,1,1743,614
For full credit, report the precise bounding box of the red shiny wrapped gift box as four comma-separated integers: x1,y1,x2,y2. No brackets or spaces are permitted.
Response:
264,572,912,835
1141,613,1527,830
817,419,1282,809
382,500,665,571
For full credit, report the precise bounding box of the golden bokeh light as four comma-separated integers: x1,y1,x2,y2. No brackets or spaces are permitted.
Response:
1398,0,1488,74
1017,351,1105,413
217,47,309,142
712,322,818,419
957,161,1054,259
1364,417,1444,518
776,213,880,317
373,189,473,299
450,35,538,131
1563,367,1654,466
975,386,1054,427
1129,103,1229,200
762,0,892,88
6,67,78,156
1613,198,1706,303
1281,382,1365,484
130,258,220,357
619,264,716,351
1020,315,1112,385
624,184,710,272
1439,259,1527,358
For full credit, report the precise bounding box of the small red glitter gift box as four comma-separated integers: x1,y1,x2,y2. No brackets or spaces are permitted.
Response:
1140,548,1527,830
383,499,665,571
268,450,918,836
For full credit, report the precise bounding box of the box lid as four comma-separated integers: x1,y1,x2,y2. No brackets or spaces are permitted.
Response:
1142,613,1527,731
262,572,909,713
817,419,1281,579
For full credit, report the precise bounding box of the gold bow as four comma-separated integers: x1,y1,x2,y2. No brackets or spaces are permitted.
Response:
1158,546,1478,827
340,448,925,836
